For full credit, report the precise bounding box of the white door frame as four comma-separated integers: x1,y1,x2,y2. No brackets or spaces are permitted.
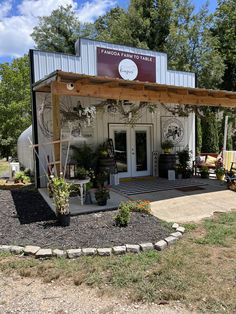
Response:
109,124,152,178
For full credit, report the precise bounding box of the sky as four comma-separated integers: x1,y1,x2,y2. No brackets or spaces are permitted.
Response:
0,0,217,64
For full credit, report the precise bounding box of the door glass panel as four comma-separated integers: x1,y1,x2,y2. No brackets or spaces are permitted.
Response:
114,131,127,173
135,131,147,171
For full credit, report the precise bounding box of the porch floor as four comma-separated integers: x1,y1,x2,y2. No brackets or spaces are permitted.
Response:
39,176,236,223
39,188,129,216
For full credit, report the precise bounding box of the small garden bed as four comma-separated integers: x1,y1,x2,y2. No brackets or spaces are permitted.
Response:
0,188,172,249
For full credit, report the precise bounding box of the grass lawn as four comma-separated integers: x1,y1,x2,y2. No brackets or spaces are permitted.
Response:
1,211,236,313
0,159,9,177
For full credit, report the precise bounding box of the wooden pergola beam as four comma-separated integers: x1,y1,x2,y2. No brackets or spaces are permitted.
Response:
50,80,236,108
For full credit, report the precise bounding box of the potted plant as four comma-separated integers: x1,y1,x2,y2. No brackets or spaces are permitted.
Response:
215,167,225,181
96,171,108,187
51,175,71,226
75,167,89,180
215,156,225,181
200,165,209,179
161,140,174,154
14,171,31,184
177,147,193,178
95,187,110,206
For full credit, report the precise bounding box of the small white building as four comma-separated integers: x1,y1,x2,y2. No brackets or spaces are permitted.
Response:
30,38,197,187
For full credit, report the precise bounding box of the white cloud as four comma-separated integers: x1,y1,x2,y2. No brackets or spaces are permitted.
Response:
0,15,34,57
0,0,13,19
0,0,117,59
18,0,76,18
77,0,116,23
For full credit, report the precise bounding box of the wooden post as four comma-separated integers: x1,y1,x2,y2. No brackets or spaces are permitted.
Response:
51,93,61,175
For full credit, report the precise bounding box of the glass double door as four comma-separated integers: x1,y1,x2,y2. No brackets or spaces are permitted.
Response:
109,124,151,178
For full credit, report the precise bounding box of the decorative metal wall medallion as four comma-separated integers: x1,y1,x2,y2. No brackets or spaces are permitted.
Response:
161,117,184,145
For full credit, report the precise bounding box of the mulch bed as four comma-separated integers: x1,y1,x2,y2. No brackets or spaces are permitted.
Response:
0,187,172,250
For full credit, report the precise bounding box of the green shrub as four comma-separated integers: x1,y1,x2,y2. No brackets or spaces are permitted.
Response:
115,202,131,227
14,171,30,184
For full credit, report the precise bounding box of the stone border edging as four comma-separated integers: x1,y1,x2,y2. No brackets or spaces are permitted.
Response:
0,224,185,259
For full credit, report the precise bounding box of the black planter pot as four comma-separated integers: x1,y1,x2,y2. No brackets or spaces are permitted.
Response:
57,213,70,226
201,173,209,179
97,199,107,206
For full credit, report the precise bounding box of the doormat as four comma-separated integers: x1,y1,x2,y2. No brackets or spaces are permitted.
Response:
175,186,205,192
112,179,207,196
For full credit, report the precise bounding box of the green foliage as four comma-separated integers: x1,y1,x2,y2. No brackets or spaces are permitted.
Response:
195,213,236,246
95,7,131,45
161,140,174,150
182,223,197,232
213,0,236,91
177,146,192,169
164,1,225,89
75,167,89,180
31,5,94,54
201,108,219,153
95,187,110,202
72,142,97,170
14,171,31,184
215,167,225,176
114,202,131,227
120,200,151,214
96,171,108,187
0,55,31,157
51,176,71,214
200,165,209,174
196,117,202,153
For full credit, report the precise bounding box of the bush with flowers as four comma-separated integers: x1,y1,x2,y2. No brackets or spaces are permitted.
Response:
114,200,151,227
215,156,225,179
128,200,151,214
229,184,236,192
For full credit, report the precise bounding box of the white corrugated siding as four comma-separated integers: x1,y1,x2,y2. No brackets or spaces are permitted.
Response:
32,51,82,83
32,38,195,87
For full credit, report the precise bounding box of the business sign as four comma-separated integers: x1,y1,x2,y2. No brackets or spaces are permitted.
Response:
97,47,156,82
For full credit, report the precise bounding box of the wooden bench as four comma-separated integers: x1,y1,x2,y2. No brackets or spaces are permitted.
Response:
193,153,218,176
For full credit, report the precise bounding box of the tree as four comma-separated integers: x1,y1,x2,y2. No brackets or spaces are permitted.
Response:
31,5,94,54
127,0,173,51
213,0,236,91
95,7,132,46
95,1,173,51
201,108,219,153
0,55,31,157
164,0,225,89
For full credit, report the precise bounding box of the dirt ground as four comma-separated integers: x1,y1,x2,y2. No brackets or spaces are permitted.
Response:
0,272,195,314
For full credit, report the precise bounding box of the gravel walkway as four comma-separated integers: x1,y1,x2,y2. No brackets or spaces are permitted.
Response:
0,273,195,314
0,188,171,249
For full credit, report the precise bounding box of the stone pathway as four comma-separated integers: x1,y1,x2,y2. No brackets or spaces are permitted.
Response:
130,179,236,223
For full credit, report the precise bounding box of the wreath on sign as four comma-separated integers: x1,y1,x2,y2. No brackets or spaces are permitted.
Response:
38,95,96,139
103,99,157,125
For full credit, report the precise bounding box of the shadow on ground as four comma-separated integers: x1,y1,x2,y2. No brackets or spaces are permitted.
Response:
11,188,56,224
